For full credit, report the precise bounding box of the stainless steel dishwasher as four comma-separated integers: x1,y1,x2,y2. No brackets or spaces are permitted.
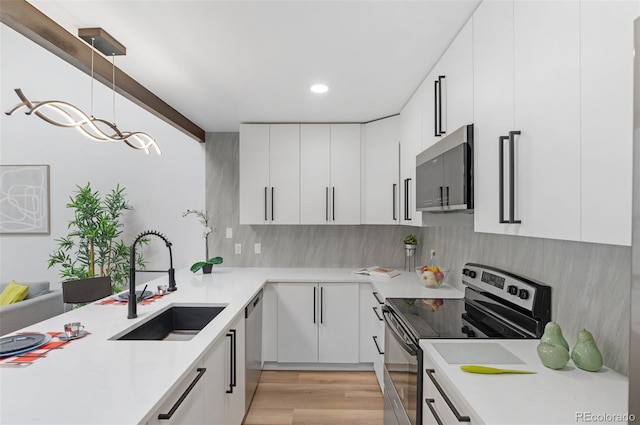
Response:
245,288,263,413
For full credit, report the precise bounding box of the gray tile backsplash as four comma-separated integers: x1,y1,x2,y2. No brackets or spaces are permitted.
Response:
206,132,630,375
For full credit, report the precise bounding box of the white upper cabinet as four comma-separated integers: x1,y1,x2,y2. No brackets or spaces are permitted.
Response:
300,124,331,225
472,1,514,236
330,124,361,224
473,0,581,241
363,115,400,225
422,18,473,151
437,17,474,136
400,84,423,226
269,124,300,225
473,0,634,246
300,124,361,224
513,0,581,241
239,124,300,225
580,1,636,246
239,124,270,225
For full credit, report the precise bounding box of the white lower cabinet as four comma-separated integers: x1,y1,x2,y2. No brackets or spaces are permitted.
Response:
423,351,479,425
277,282,360,364
203,313,246,425
262,283,278,362
149,360,206,425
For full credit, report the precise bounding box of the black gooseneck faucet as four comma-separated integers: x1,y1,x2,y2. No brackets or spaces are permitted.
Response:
128,230,177,319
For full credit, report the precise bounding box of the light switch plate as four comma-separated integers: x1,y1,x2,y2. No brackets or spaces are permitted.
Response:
235,243,241,254
254,243,261,254
226,228,232,239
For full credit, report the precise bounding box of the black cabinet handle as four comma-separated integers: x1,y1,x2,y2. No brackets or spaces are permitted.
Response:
264,187,268,221
425,399,444,425
439,186,444,207
158,368,207,420
508,131,521,224
445,186,450,206
499,135,508,223
325,187,329,222
403,179,408,221
372,292,384,305
271,187,274,221
372,336,384,355
434,79,440,137
392,184,397,221
438,75,446,135
332,187,336,221
406,178,412,220
225,330,236,393
425,369,470,422
320,286,324,324
231,329,237,389
313,286,317,324
372,306,383,322
499,132,522,224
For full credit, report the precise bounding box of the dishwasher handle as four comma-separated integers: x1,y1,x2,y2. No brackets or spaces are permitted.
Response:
245,288,263,319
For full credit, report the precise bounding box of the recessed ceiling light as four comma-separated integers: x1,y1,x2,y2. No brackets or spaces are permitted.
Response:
310,84,329,94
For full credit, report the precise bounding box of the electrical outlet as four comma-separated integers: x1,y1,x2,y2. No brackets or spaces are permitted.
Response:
254,243,261,254
226,228,232,239
235,243,241,254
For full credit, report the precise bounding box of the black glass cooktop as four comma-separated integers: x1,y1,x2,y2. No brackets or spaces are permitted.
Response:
386,297,467,339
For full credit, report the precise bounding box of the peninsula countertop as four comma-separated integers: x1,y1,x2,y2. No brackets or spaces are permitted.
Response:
0,267,462,424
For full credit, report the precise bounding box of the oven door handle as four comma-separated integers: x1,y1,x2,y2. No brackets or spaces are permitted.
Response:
383,308,418,356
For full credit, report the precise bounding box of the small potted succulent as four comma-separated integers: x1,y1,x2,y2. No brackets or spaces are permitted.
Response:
403,234,418,257
183,209,223,273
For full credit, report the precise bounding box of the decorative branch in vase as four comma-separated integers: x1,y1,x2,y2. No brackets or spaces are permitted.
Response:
182,209,223,273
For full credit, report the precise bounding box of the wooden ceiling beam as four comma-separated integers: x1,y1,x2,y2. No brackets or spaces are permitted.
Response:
0,0,205,143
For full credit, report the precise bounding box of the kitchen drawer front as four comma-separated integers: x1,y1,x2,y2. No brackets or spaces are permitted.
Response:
422,355,480,425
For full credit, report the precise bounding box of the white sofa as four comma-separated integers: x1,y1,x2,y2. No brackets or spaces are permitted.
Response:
0,281,63,336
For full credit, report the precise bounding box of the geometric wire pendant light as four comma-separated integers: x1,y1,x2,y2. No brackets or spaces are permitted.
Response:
4,28,161,155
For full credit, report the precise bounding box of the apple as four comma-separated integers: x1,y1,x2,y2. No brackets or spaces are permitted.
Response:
435,271,444,281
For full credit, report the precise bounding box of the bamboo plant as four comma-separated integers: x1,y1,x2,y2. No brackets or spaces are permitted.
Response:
48,182,146,293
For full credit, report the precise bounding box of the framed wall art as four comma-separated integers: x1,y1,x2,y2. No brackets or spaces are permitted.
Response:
0,164,50,234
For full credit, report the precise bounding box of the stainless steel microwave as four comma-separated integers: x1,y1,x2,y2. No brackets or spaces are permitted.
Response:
416,124,473,212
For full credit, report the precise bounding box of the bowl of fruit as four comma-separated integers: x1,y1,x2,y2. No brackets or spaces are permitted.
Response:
416,266,447,288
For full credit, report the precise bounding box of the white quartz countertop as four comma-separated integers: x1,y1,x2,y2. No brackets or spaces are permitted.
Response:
420,339,629,425
0,267,462,425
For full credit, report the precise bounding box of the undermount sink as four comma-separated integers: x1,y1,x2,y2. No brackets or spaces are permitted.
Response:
112,305,226,341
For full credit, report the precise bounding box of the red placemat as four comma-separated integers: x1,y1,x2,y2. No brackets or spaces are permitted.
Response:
0,331,86,368
96,293,166,306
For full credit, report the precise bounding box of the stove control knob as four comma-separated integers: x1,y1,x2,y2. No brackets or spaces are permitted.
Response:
507,285,518,295
518,289,530,300
462,268,469,276
468,270,477,278
467,329,476,338
461,325,469,334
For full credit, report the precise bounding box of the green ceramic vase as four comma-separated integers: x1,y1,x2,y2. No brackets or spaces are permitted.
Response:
537,341,570,369
571,329,603,372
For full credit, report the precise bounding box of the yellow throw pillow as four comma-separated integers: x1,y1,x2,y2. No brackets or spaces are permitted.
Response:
0,281,29,306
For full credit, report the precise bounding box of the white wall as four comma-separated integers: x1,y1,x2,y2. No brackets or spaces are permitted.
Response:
0,24,206,287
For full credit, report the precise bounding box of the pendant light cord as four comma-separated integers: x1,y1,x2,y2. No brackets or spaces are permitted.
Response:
112,53,116,125
90,37,95,117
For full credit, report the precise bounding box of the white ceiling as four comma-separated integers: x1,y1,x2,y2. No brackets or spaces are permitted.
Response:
28,0,480,132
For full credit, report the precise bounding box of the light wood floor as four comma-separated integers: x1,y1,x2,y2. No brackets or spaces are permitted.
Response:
242,371,384,425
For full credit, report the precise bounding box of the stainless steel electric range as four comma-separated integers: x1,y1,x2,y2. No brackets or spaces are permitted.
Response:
382,263,552,425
